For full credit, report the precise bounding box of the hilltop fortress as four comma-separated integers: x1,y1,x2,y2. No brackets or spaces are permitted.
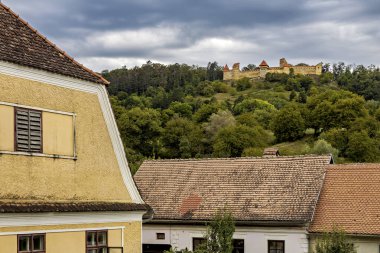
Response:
223,58,322,81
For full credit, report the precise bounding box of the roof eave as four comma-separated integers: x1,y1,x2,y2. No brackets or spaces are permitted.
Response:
146,219,308,227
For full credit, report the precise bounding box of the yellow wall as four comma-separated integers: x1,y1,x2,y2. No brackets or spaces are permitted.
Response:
42,112,74,157
0,221,141,253
109,228,123,247
0,73,132,202
0,104,14,151
0,235,16,253
46,231,85,253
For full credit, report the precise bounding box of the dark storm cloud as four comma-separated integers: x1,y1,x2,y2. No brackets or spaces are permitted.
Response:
3,0,380,71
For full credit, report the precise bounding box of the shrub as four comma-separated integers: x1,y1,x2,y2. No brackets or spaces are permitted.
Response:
314,228,356,253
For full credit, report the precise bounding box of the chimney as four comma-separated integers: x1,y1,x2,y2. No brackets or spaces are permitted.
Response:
263,148,280,157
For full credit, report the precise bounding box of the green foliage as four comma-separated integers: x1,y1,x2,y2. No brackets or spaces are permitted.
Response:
271,104,306,142
205,110,236,140
320,129,349,155
164,248,193,253
346,131,380,162
307,90,367,133
235,77,252,91
116,107,162,158
198,208,235,253
314,228,356,253
265,72,289,84
233,98,275,115
310,139,339,160
169,102,193,118
213,125,273,157
161,117,204,158
289,90,297,101
193,103,219,123
106,61,380,171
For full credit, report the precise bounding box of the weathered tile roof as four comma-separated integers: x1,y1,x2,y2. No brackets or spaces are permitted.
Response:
134,155,332,224
0,202,150,213
0,3,109,85
309,164,380,235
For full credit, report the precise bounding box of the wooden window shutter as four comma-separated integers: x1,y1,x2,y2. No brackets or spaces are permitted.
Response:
15,108,42,153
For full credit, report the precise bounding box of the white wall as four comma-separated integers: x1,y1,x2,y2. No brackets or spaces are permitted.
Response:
310,235,380,253
143,224,309,253
355,240,380,253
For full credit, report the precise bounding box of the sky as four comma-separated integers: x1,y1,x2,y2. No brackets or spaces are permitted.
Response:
3,0,380,72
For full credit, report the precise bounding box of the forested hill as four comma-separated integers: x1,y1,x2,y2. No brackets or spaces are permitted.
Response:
102,61,380,173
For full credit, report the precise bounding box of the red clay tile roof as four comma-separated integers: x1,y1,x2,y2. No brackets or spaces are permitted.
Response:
134,155,332,224
0,201,150,213
0,3,109,85
224,64,230,72
259,60,269,67
309,164,380,235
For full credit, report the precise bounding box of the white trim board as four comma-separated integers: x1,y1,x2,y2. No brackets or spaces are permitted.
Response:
0,226,125,236
0,60,144,203
0,211,145,228
0,101,75,116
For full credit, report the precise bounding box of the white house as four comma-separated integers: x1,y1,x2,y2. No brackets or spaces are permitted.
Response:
134,154,333,253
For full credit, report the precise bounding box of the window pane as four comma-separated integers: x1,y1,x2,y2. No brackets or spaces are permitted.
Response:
98,248,107,253
33,235,44,250
19,236,30,251
87,232,97,246
97,231,107,245
87,250,97,253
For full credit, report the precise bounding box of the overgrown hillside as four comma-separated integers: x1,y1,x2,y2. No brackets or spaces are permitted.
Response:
102,61,380,173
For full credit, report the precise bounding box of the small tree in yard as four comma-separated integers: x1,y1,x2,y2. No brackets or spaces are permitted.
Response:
164,208,235,253
194,208,235,253
315,228,356,253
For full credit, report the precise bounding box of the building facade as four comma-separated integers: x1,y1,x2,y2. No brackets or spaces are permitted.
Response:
223,58,322,81
134,155,333,253
0,3,148,253
309,164,380,253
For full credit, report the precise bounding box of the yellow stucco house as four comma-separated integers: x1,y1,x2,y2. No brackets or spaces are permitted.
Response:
0,3,149,253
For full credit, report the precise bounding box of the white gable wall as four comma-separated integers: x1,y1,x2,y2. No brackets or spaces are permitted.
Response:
143,224,308,253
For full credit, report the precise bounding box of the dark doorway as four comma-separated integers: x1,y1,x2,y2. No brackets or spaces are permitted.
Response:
143,244,172,253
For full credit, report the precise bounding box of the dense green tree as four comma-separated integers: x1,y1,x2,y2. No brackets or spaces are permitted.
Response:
205,110,236,140
117,107,162,158
289,90,297,101
298,90,307,103
213,125,272,157
169,102,193,118
310,139,339,160
320,128,349,155
161,117,204,158
346,131,380,162
235,77,252,91
271,104,305,142
307,90,367,133
233,98,275,115
193,103,219,123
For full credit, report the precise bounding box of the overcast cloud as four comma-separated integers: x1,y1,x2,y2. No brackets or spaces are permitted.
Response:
3,0,380,71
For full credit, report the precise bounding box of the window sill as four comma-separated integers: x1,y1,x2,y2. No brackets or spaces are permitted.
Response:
0,150,77,160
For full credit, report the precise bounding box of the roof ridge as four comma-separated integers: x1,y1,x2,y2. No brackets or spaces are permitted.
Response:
0,2,109,85
143,154,332,162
